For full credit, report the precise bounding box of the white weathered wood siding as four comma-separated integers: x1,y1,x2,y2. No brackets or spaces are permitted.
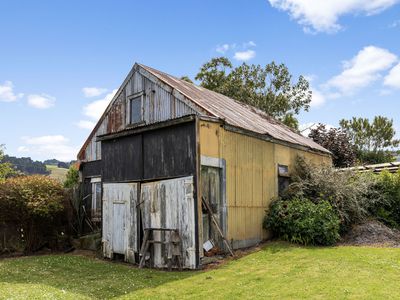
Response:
102,183,138,263
83,67,199,162
141,176,196,269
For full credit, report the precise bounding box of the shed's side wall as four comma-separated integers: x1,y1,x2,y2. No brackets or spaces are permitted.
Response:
199,120,331,248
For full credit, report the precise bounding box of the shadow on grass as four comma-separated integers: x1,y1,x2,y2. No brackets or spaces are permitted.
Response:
0,254,196,299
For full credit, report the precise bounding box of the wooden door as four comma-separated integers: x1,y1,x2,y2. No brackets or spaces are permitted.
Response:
102,182,138,263
201,166,223,248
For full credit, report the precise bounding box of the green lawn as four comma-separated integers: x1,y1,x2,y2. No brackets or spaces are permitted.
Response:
1,242,400,299
46,165,68,182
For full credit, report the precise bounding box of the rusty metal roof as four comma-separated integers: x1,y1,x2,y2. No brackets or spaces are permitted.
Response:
139,64,330,154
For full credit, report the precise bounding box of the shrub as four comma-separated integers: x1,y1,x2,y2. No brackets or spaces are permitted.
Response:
64,165,79,188
264,198,340,246
373,171,400,228
0,175,67,253
286,156,384,232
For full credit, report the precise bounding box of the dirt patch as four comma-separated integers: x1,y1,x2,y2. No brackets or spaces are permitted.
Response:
339,220,400,247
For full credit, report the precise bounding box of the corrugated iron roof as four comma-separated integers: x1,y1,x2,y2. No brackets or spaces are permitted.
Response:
139,64,330,154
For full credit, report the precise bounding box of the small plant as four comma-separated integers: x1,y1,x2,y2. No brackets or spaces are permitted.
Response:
264,198,340,246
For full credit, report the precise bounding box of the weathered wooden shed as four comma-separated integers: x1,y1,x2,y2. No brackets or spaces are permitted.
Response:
77,63,331,269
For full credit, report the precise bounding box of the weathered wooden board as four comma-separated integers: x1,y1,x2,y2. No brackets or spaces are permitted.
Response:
102,182,138,263
140,176,196,269
81,68,198,162
102,121,196,182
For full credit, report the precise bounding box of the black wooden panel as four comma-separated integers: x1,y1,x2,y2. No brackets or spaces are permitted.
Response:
101,121,196,182
102,134,143,182
81,160,102,178
143,122,196,180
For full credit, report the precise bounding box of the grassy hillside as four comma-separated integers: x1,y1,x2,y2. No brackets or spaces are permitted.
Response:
1,242,400,299
46,165,68,182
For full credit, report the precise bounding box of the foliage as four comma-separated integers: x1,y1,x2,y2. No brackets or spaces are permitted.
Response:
0,175,66,252
286,156,384,232
195,57,311,129
339,116,399,164
180,75,193,83
373,171,400,228
309,123,356,167
264,198,340,245
3,155,49,175
0,145,15,182
64,165,79,188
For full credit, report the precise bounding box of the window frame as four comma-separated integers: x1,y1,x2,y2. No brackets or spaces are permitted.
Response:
128,91,145,125
277,164,290,197
90,177,102,220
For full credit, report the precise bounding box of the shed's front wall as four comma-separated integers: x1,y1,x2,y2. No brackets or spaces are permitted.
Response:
199,120,331,249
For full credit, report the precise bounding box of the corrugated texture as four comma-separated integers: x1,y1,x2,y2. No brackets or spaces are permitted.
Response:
199,120,331,247
139,64,329,154
80,68,197,162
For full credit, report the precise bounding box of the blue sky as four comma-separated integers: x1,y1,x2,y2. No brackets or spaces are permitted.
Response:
1,0,400,161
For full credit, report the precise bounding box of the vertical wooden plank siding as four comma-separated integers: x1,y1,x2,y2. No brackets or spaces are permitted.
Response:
199,120,331,249
140,176,196,269
102,183,138,263
82,70,197,162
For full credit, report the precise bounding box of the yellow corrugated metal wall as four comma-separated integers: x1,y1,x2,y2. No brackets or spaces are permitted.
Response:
199,120,331,247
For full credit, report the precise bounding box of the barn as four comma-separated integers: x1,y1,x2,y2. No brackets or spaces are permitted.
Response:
77,63,331,269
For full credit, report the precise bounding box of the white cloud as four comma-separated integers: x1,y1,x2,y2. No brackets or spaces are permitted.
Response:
27,94,55,109
82,87,108,98
310,88,326,107
76,120,96,130
17,146,29,153
384,63,400,89
216,44,231,54
243,41,257,48
325,46,397,95
0,81,23,102
20,135,77,161
83,89,117,120
268,0,400,33
234,49,256,61
389,19,400,28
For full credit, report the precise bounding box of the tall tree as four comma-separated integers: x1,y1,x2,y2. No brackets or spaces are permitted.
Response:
195,57,311,129
308,124,356,167
339,116,400,164
0,145,15,182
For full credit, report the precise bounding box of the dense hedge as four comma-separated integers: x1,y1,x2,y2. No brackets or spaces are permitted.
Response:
0,175,69,253
264,198,340,246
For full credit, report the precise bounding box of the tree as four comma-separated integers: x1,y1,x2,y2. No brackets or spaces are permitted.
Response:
308,124,356,167
195,57,312,129
64,165,79,188
339,116,400,164
0,145,15,182
180,76,193,84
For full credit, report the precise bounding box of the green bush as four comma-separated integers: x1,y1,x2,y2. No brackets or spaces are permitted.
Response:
286,156,384,232
264,198,340,246
373,171,400,228
0,175,67,253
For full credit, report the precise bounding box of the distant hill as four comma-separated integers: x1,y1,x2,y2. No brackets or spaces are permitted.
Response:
43,159,76,169
3,155,50,175
46,164,68,182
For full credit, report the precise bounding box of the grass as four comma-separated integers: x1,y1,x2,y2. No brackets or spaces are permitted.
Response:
46,165,68,182
1,242,400,299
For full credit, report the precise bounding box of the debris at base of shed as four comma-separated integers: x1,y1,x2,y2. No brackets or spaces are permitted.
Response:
339,220,400,247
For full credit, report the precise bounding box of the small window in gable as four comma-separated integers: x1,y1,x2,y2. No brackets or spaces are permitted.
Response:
130,95,143,124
